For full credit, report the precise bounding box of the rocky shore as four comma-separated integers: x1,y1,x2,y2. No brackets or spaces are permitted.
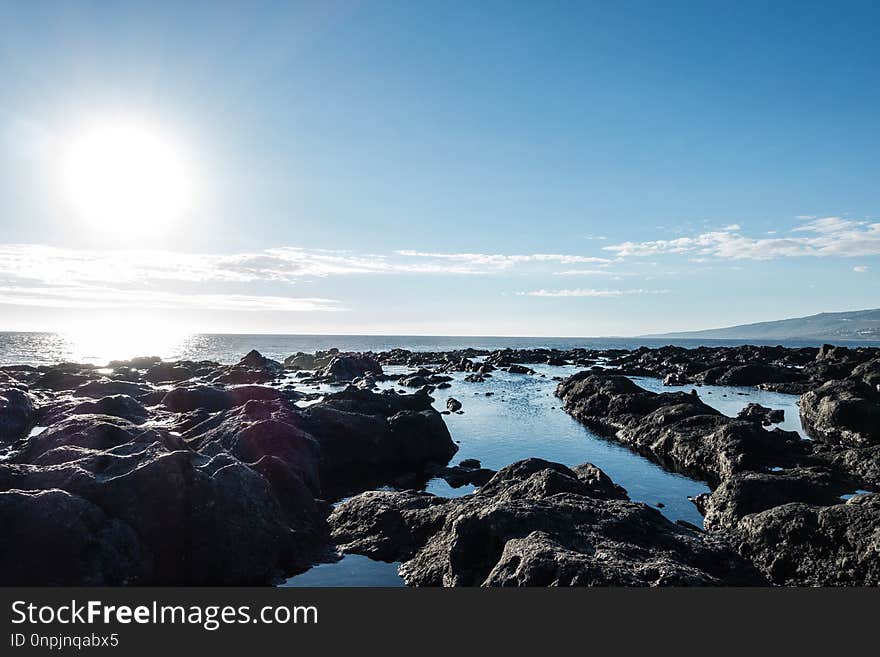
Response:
0,350,455,585
1,343,878,586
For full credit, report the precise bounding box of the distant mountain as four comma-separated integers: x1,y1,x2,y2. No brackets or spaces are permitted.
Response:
644,308,880,341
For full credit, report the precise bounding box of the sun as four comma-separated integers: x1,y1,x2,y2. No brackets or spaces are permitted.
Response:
61,120,196,237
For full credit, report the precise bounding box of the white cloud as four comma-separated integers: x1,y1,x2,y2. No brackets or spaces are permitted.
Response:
516,288,666,298
0,283,342,312
854,265,870,273
0,243,629,313
395,250,613,269
553,269,624,277
604,217,880,260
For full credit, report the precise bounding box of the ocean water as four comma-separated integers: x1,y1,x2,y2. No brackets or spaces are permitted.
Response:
2,330,878,367
0,331,834,586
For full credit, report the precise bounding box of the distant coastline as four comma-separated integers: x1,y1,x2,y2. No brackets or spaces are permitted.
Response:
643,308,880,341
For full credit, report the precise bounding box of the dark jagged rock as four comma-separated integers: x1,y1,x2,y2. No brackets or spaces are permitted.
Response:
319,353,383,382
107,356,162,370
184,399,322,494
239,349,282,371
800,378,880,447
302,402,456,487
162,384,289,414
163,385,236,413
284,351,336,371
396,368,452,388
284,352,315,370
0,387,35,443
330,459,766,586
0,438,327,584
19,416,178,464
704,363,804,387
398,371,432,388
693,467,850,531
556,373,804,483
814,443,880,489
737,403,784,425
144,362,201,384
73,379,155,399
176,387,457,492
70,395,149,424
208,351,285,386
852,358,880,388
446,397,462,413
556,368,880,586
0,489,149,585
331,490,451,562
728,494,880,586
32,369,94,391
0,355,463,585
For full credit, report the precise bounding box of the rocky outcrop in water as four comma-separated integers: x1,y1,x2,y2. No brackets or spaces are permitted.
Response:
800,378,880,447
318,354,383,383
555,372,880,585
555,373,805,483
330,458,767,586
737,403,784,425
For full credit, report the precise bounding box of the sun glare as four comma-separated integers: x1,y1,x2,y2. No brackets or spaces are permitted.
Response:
61,319,185,365
61,120,196,237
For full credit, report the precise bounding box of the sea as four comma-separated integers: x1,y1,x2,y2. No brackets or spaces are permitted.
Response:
1,331,878,367
2,331,876,586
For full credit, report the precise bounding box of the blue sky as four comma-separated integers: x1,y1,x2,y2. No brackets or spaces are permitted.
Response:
0,0,878,336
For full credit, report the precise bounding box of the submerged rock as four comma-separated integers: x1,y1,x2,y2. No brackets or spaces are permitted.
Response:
432,458,495,487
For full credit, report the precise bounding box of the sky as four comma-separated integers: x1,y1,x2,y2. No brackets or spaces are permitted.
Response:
0,0,878,337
